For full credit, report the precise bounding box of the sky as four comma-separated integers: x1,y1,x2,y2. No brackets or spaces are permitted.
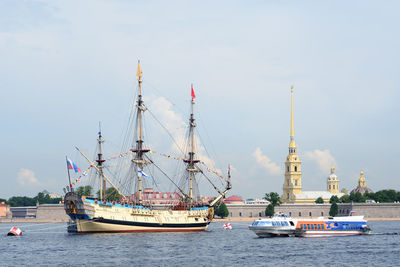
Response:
0,0,399,199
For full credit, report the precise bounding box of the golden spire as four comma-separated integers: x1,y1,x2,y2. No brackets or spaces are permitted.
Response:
289,85,296,151
136,60,143,79
290,85,294,139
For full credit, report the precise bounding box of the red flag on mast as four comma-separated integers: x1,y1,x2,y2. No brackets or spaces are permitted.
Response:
191,84,196,102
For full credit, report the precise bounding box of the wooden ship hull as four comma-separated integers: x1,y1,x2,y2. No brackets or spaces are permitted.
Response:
65,193,214,233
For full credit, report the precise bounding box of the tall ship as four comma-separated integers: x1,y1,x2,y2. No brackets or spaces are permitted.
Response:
64,62,231,233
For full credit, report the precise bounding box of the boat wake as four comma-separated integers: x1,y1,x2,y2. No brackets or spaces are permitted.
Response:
369,232,400,235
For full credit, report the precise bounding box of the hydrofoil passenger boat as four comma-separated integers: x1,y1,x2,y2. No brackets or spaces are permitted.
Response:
249,213,297,237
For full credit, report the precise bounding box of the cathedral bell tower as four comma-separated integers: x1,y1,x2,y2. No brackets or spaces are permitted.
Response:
327,167,339,194
282,86,302,203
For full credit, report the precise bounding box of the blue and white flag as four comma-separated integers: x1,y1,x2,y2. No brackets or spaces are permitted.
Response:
138,170,149,178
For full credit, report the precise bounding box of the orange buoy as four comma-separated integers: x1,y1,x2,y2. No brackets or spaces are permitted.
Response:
7,226,22,236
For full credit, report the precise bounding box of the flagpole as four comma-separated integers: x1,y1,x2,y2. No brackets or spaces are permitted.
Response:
66,156,73,191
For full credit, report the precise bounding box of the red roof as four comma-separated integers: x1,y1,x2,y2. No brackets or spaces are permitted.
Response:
224,195,243,202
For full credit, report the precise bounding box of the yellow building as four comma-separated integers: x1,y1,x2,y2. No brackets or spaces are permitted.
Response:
281,86,343,204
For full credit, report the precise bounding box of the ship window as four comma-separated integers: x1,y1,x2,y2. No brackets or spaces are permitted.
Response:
311,224,314,230
272,222,276,226
290,221,294,226
299,212,302,217
301,224,303,229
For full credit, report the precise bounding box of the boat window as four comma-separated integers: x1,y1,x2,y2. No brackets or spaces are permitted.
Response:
272,222,276,226
289,221,294,226
311,224,314,230
301,224,303,229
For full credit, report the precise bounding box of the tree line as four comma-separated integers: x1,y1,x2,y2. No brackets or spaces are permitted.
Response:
314,190,400,204
2,192,62,207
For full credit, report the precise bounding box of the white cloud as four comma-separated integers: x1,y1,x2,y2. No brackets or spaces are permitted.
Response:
305,149,336,173
253,147,281,175
17,168,40,186
148,96,218,170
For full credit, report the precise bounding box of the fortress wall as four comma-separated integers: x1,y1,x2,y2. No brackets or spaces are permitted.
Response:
275,204,331,218
227,203,400,218
346,203,400,218
226,204,268,218
36,204,69,222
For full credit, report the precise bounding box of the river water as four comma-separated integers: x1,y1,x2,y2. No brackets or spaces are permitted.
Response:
0,221,399,266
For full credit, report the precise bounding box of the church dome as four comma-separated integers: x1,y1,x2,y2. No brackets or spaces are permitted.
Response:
350,171,373,194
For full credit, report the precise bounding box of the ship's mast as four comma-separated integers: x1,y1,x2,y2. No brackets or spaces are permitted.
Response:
132,61,150,205
184,85,200,205
96,122,105,201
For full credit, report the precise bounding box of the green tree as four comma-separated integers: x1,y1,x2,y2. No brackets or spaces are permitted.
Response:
339,194,351,203
265,204,275,217
329,202,338,217
104,187,122,201
8,196,36,207
329,195,339,203
215,202,229,218
76,186,93,197
263,192,282,206
315,197,324,204
0,198,7,204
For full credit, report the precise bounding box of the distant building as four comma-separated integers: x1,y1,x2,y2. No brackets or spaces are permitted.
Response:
281,86,343,204
350,171,373,194
0,202,11,218
224,195,244,204
48,193,62,199
10,206,37,218
245,198,270,205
